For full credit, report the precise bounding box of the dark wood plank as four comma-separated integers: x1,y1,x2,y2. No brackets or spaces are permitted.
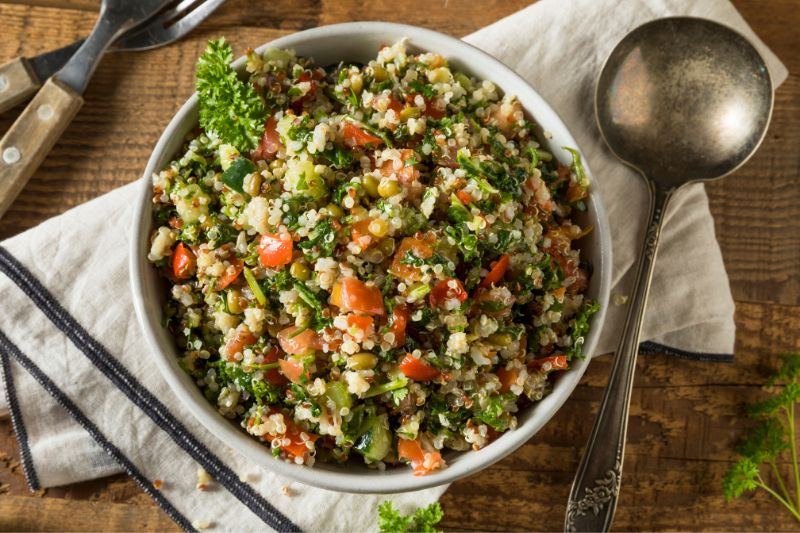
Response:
0,495,179,532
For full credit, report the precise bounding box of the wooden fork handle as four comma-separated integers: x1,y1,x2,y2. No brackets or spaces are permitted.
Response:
0,57,42,115
0,78,83,218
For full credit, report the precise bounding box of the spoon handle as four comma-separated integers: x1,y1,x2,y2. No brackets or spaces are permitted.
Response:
565,184,673,532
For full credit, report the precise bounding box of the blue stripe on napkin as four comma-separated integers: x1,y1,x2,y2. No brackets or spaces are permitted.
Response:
0,330,196,532
0,246,301,533
0,343,40,491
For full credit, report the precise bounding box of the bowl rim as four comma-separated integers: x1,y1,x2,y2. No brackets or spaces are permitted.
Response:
130,20,612,494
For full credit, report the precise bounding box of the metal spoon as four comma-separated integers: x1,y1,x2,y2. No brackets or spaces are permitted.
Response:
565,17,773,532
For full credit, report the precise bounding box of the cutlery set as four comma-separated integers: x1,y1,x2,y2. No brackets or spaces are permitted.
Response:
0,0,223,217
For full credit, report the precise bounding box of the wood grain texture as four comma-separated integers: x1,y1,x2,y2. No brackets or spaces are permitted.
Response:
0,0,798,531
0,77,83,217
0,495,179,532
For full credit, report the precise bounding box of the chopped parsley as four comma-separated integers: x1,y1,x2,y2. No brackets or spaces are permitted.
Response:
196,38,266,151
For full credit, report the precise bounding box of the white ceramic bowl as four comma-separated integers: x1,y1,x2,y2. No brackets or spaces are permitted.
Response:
130,21,612,494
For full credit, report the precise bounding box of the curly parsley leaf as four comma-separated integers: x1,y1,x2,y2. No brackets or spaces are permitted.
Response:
722,353,800,523
196,38,266,152
378,501,443,533
723,457,761,500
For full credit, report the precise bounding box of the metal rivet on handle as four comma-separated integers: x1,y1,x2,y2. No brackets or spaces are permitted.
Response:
0,75,7,92
37,104,54,121
3,147,21,165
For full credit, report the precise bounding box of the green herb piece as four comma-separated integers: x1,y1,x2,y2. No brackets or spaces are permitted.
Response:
566,300,599,360
373,79,393,93
363,378,409,399
221,157,256,193
262,268,293,294
407,80,437,99
179,224,202,245
287,114,313,145
377,501,444,533
447,194,472,223
208,360,280,405
206,220,238,248
298,218,337,258
243,267,266,306
723,353,800,523
293,281,331,331
444,224,479,262
527,146,539,170
455,150,500,195
196,38,266,151
563,147,589,189
474,392,515,432
400,250,452,274
321,145,354,169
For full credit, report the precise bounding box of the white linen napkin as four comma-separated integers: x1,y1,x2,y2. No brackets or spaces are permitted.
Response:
0,0,788,531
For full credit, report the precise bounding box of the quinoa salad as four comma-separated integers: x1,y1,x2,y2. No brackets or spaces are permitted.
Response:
147,38,599,475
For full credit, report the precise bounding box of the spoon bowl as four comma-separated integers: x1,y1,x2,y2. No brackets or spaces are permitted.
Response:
595,17,773,188
566,17,774,532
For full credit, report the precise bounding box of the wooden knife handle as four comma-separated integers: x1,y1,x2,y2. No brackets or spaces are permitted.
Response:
0,78,83,218
0,57,42,115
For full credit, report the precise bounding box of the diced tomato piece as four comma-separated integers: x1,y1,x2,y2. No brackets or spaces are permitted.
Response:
346,314,374,336
254,413,317,459
390,237,434,281
480,254,510,288
456,190,473,205
350,219,375,249
278,357,309,384
397,437,445,476
422,95,446,119
343,122,383,148
496,367,518,393
397,438,425,464
280,419,318,459
399,353,440,382
429,278,468,307
252,116,283,161
379,148,420,193
529,355,568,372
258,233,293,268
389,304,410,348
330,277,385,316
386,94,404,114
277,326,322,355
215,258,243,290
172,243,196,280
223,327,258,359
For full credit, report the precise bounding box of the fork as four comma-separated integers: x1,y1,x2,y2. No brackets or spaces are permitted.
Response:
0,0,224,114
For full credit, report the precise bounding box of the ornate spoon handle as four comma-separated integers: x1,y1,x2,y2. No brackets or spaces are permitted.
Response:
565,184,673,532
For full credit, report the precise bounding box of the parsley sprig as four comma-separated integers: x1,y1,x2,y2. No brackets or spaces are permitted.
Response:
723,353,800,523
196,38,266,152
378,501,444,533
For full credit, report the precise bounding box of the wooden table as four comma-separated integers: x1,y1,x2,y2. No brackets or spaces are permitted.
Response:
0,0,798,530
